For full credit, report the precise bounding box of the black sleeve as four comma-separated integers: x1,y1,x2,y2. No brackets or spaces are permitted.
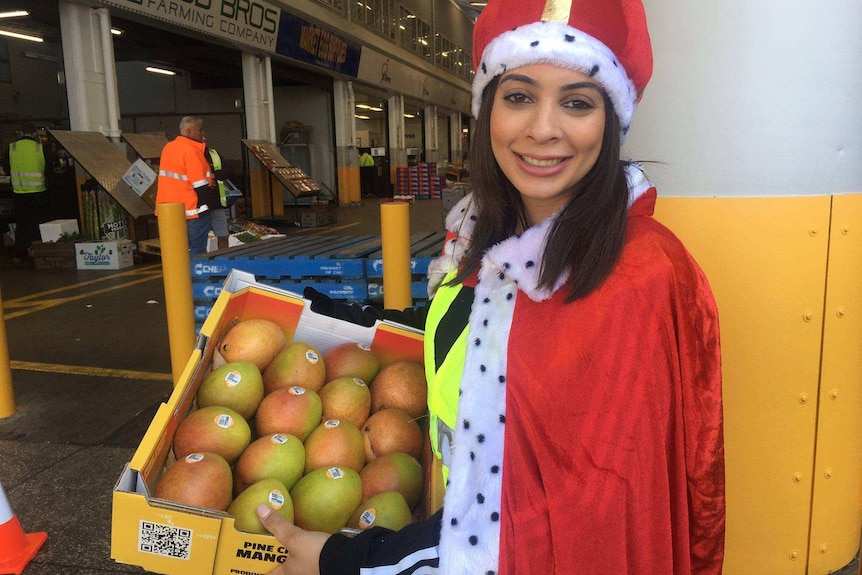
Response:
320,508,443,575
303,287,429,330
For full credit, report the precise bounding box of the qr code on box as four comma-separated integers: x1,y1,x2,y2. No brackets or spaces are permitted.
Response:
139,520,192,560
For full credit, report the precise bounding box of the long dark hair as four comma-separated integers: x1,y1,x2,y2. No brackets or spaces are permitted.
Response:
451,75,632,302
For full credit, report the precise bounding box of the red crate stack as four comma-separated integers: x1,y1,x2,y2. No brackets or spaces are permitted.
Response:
396,163,446,199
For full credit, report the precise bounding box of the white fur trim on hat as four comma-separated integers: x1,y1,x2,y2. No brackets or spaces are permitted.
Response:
472,21,638,139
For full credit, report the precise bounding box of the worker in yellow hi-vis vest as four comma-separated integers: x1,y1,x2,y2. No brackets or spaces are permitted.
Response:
204,142,230,250
3,124,48,265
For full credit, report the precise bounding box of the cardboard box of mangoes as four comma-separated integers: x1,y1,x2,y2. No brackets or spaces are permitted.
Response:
112,269,442,575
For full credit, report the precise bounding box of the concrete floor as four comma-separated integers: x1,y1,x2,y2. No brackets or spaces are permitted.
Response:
0,199,444,575
0,198,858,575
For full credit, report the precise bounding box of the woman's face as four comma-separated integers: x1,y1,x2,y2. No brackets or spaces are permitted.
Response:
490,63,606,225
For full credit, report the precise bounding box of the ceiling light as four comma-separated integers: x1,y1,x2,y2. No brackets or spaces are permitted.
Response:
0,29,43,43
0,10,29,18
369,106,383,112
111,28,123,35
355,115,370,120
146,66,176,76
404,113,415,119
470,2,488,6
462,128,469,133
356,104,372,109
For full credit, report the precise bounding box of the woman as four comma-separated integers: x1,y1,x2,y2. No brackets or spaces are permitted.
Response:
258,1,725,574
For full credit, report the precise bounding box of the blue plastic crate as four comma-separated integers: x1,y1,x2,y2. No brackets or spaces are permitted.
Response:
190,235,374,280
366,280,430,301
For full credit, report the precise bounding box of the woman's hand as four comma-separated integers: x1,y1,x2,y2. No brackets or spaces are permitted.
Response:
256,504,331,575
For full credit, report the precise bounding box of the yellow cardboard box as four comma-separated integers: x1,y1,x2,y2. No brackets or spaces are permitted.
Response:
111,270,427,575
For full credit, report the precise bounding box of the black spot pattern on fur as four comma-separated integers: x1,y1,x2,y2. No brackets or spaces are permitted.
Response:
503,262,511,269
483,297,490,303
498,272,505,280
481,62,487,74
470,451,475,460
469,535,478,545
500,414,506,423
589,64,600,77
477,434,485,443
483,319,488,326
498,375,506,383
480,364,486,372
470,215,478,221
491,512,500,522
463,419,470,430
474,337,481,346
477,493,485,504
491,465,500,473
506,293,513,301
530,40,540,47
526,260,535,268
564,34,575,42
451,517,458,526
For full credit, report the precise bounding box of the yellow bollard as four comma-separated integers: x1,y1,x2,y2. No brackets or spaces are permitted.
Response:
0,288,15,418
157,202,197,386
380,201,413,311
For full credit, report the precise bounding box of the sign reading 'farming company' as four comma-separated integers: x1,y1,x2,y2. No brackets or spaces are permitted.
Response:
100,0,280,51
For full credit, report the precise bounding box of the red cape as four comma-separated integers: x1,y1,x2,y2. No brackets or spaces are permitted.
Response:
498,190,725,574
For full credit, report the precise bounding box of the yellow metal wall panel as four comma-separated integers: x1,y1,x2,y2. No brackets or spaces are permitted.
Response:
808,193,862,574
654,196,832,575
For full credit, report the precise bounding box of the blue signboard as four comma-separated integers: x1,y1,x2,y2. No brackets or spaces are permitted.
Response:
276,12,361,77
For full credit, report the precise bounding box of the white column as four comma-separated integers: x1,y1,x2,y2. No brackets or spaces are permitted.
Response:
424,105,439,163
263,57,277,144
242,53,274,142
59,0,118,137
388,94,407,168
333,80,358,166
449,112,463,164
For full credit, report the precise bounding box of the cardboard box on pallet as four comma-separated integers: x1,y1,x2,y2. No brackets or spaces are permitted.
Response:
112,269,440,575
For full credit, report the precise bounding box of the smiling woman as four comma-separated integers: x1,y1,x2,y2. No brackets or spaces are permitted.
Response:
255,2,726,575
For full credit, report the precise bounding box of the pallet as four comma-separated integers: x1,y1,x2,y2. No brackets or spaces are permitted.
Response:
364,231,446,278
192,277,368,302
138,238,161,256
191,233,445,319
190,235,374,280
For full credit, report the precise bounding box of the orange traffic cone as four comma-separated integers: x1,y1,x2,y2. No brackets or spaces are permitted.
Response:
0,480,46,575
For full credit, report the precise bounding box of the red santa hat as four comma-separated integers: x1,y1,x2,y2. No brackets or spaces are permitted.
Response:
472,0,653,139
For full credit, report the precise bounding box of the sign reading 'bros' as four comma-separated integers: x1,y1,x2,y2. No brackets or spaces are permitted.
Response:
103,0,280,51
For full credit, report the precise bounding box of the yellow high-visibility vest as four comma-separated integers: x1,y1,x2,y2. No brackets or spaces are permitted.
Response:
9,139,46,194
208,148,227,207
423,271,471,483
